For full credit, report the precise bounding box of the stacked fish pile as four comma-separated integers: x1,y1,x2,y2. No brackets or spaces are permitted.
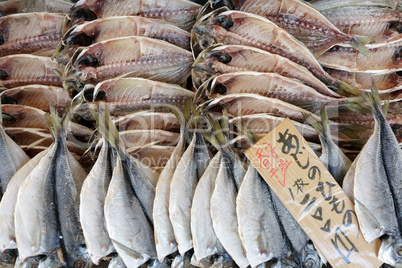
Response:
0,0,401,267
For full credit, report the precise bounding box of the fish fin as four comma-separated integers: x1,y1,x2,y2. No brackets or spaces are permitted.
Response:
45,105,63,140
195,75,215,102
303,110,325,137
221,108,230,138
334,80,362,97
355,199,385,243
349,35,371,57
232,117,257,145
337,123,372,140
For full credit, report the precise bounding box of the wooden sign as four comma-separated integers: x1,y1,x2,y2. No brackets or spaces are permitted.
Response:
245,118,382,268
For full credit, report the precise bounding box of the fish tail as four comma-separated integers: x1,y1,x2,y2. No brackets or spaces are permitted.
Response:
349,35,371,56
334,80,362,97
90,103,122,151
302,108,325,137
361,80,385,117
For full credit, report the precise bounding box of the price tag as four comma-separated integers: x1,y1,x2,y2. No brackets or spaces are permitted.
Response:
245,118,383,268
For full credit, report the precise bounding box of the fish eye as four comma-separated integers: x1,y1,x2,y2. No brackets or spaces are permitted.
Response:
0,35,4,45
214,83,227,94
0,252,12,262
66,32,93,46
303,258,318,268
214,15,234,29
0,69,8,80
396,71,402,76
396,47,402,58
395,244,402,257
73,260,86,268
212,0,235,10
77,55,99,67
209,51,232,63
1,96,17,104
2,112,16,124
70,0,79,2
72,8,97,21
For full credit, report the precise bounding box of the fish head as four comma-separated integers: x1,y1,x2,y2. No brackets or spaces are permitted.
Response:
272,257,299,268
64,26,95,48
0,89,20,105
192,45,233,88
209,75,229,98
0,17,10,47
68,0,101,25
379,235,402,267
68,246,92,268
0,249,17,265
301,244,323,268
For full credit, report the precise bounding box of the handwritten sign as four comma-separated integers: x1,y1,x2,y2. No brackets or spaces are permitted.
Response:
245,118,382,268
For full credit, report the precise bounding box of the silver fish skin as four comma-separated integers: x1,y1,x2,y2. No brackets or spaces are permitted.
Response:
37,251,66,268
0,55,62,89
14,142,60,262
0,0,74,15
169,132,210,255
193,45,340,98
353,91,402,265
310,0,400,11
0,12,64,57
153,131,186,261
206,71,345,111
192,10,352,93
68,0,201,31
320,7,402,44
104,155,156,267
0,149,47,252
63,16,191,51
318,40,402,73
0,85,71,113
210,152,247,268
225,0,369,56
80,138,115,265
307,109,352,185
191,152,224,262
0,120,30,197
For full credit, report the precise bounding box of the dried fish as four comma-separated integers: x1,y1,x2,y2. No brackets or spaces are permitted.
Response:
1,104,94,144
154,129,186,261
80,137,115,265
0,12,64,57
81,77,194,116
0,85,71,113
0,0,74,15
204,71,348,111
70,36,193,85
119,129,179,148
68,0,201,31
305,107,352,185
0,55,62,89
318,40,402,73
320,7,402,44
114,112,180,132
0,150,46,253
191,152,224,262
193,45,340,97
352,87,402,266
212,0,369,56
62,16,191,52
192,10,359,96
0,103,29,197
128,145,175,168
169,132,210,254
14,110,90,267
210,151,247,267
310,0,400,11
325,68,402,93
204,93,319,123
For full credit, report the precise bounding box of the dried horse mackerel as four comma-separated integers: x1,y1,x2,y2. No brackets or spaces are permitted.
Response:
0,12,64,57
208,0,370,56
192,45,341,97
343,86,402,266
0,85,71,113
0,55,62,89
14,108,91,267
0,0,74,15
192,10,360,96
67,0,201,31
0,103,30,199
97,108,159,267
70,36,193,85
62,16,191,52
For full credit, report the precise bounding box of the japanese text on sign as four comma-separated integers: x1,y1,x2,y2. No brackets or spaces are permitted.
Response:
245,119,382,268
